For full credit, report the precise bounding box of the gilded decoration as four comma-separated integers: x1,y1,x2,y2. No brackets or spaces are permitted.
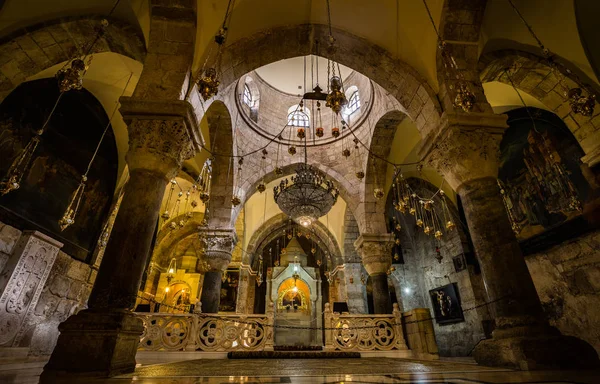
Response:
277,287,308,312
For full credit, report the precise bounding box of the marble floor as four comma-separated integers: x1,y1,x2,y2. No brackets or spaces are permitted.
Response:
2,357,600,384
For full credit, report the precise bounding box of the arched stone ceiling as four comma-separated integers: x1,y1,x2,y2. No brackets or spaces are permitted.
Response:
481,0,599,86
196,0,444,91
0,0,148,43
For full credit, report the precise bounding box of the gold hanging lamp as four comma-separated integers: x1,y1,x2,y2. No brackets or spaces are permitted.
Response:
196,0,236,101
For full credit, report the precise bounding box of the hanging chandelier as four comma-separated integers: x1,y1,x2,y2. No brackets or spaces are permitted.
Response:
273,163,339,227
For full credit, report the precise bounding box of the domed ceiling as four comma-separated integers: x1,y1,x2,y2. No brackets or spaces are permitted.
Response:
255,55,353,95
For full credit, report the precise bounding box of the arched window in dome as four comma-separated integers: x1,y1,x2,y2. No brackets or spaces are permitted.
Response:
243,83,253,107
288,110,310,127
241,76,260,122
344,89,360,117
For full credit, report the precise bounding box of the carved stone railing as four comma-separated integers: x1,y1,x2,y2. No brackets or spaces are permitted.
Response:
136,309,274,352
323,303,408,352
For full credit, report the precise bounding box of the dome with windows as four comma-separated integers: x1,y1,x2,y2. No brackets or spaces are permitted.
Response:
235,55,374,147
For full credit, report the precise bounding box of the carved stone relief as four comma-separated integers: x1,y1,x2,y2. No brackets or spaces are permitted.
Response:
354,233,394,276
0,231,62,347
422,112,508,191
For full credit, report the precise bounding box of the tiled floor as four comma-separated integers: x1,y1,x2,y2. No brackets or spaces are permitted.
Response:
3,357,600,384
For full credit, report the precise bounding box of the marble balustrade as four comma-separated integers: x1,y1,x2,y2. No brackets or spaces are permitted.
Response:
135,311,275,352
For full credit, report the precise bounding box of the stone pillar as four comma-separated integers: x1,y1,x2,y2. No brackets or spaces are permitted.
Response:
0,231,62,349
198,228,236,313
41,98,198,380
343,263,367,313
423,112,598,369
236,269,249,314
354,233,393,314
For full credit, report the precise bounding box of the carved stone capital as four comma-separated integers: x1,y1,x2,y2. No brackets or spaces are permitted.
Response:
354,233,393,275
419,112,508,191
198,228,237,271
120,97,201,178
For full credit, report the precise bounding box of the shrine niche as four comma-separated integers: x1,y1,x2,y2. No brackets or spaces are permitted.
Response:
0,79,118,261
277,278,309,312
498,107,594,245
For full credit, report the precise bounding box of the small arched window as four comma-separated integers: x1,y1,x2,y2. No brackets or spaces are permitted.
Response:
344,90,360,117
243,83,253,107
288,110,310,127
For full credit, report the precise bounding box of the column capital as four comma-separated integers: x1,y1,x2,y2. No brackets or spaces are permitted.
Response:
419,111,508,191
198,228,237,271
354,233,393,275
119,97,202,178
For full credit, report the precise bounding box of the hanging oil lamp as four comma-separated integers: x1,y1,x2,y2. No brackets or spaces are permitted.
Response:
325,76,347,114
331,126,340,138
232,157,243,207
288,146,297,155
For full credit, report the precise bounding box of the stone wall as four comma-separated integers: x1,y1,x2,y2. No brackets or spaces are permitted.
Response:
0,221,94,356
392,227,488,357
525,228,600,354
343,263,367,314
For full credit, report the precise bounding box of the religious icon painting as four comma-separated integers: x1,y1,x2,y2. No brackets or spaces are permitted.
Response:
428,283,465,325
452,254,466,273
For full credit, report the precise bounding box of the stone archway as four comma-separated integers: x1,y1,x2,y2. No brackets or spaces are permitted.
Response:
244,212,343,268
211,24,442,135
359,110,407,234
204,100,235,228
436,0,493,114
479,49,600,166
0,16,146,103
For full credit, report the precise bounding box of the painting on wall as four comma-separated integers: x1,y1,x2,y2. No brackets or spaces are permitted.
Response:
219,269,239,312
452,254,466,273
498,107,593,243
428,283,464,325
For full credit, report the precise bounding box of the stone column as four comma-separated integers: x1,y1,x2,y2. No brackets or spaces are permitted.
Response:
41,98,198,380
236,269,250,314
343,263,367,313
354,233,393,314
423,112,598,369
0,231,62,348
198,228,236,313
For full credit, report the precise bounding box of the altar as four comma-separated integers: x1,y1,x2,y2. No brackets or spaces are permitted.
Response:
266,237,323,347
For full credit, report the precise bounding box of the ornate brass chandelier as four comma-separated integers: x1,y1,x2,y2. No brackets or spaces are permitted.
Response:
273,118,339,227
274,163,339,227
